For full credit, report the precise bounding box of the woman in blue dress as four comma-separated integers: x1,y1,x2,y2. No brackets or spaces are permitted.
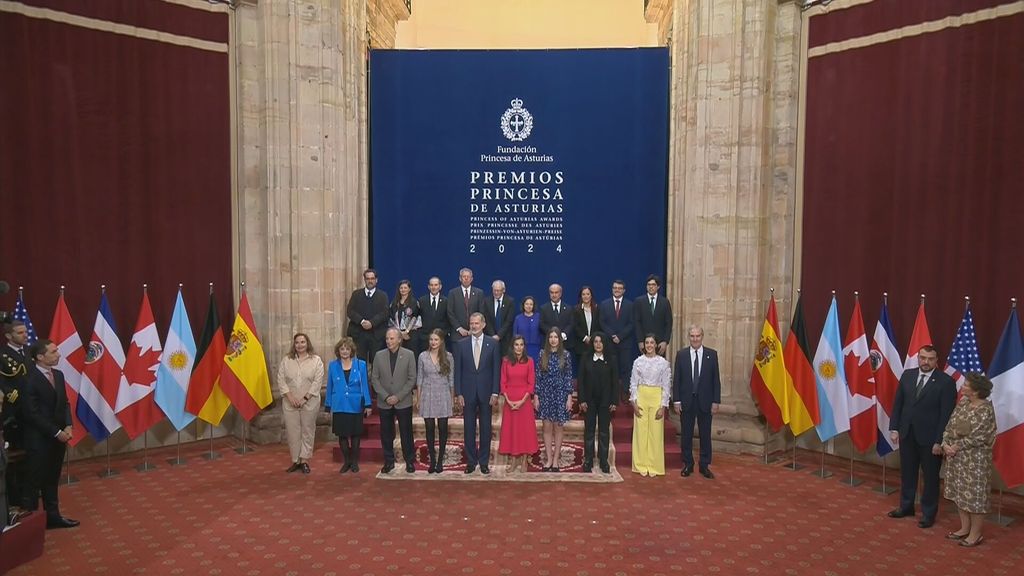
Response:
535,328,574,472
513,296,543,363
325,337,372,473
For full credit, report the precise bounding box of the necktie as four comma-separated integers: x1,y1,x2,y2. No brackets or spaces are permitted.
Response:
496,299,501,319
473,337,481,369
614,299,621,319
916,372,928,398
432,297,437,311
366,290,371,298
650,297,656,313
464,289,470,317
44,369,55,388
692,351,700,392
554,303,559,315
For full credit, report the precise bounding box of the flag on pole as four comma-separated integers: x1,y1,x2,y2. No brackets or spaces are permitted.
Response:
943,305,984,392
186,292,231,425
870,299,902,456
814,295,850,442
989,307,1024,489
116,290,165,439
843,296,875,452
218,292,272,421
49,291,88,446
78,292,124,441
155,289,197,431
749,295,789,432
13,289,37,345
783,293,819,435
903,300,933,371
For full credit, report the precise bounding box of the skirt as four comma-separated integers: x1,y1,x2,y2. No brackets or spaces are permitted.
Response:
631,385,665,477
332,411,364,438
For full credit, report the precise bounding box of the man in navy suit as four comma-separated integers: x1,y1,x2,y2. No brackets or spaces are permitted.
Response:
454,313,501,474
598,280,635,397
22,339,78,529
346,268,389,365
482,280,516,354
672,326,721,479
634,274,672,357
539,283,573,343
447,267,484,342
887,345,956,528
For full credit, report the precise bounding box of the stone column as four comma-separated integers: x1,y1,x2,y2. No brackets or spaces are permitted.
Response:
236,0,370,443
666,0,801,456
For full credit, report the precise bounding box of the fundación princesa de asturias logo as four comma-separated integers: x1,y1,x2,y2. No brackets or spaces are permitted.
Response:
501,98,533,142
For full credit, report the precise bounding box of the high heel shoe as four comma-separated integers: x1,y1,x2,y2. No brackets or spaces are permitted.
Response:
945,531,968,540
959,536,984,547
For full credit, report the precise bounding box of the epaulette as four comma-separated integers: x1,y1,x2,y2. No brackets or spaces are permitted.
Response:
0,355,26,378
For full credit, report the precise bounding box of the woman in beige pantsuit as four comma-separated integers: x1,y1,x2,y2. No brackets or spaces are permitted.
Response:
278,333,325,474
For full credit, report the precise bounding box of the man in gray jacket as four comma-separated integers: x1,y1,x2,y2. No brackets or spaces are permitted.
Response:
372,328,418,473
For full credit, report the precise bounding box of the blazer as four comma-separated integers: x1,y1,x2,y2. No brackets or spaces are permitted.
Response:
672,347,721,413
539,301,573,340
889,368,956,446
325,358,370,414
569,306,603,355
417,293,450,337
482,295,516,343
578,354,620,408
447,286,485,340
634,293,673,344
370,348,417,409
346,288,390,340
598,297,635,347
453,335,501,403
22,367,71,453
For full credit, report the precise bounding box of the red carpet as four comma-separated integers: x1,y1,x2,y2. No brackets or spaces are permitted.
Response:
9,438,1024,575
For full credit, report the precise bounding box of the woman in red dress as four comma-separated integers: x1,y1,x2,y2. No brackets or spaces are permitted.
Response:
498,335,539,473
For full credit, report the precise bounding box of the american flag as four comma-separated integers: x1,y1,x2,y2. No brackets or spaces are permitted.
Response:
944,306,984,391
13,290,38,345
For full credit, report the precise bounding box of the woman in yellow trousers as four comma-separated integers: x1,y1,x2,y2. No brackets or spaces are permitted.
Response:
630,334,672,476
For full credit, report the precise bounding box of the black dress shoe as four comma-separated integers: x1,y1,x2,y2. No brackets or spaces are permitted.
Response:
887,508,914,519
465,464,476,474
480,465,490,475
550,467,559,473
46,517,80,529
300,463,311,474
600,463,611,474
918,518,935,529
582,462,593,473
681,467,692,477
434,462,444,474
406,463,415,473
286,462,301,473
339,463,352,474
699,468,714,479
350,463,360,473
381,462,395,474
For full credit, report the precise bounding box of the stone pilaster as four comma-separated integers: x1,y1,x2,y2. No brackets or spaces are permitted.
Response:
368,0,411,49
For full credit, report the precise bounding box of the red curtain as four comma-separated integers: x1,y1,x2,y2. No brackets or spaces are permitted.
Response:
801,1,1024,357
0,0,233,337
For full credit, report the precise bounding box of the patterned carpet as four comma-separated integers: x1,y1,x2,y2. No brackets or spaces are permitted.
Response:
8,439,1024,575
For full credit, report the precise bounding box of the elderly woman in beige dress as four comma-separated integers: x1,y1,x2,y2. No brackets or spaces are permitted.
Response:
278,333,325,474
940,373,997,547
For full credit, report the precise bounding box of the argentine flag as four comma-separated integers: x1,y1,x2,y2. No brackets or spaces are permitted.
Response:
155,289,197,430
814,296,851,442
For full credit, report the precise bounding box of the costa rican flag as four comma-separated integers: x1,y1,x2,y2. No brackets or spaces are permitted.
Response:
870,300,902,456
77,293,124,442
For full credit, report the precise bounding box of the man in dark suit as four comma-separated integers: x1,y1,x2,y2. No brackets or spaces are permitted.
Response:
453,312,500,474
539,283,572,343
482,279,516,354
416,276,449,356
346,268,389,365
447,267,484,342
887,345,956,528
598,280,635,397
672,326,721,479
634,274,672,356
371,329,418,474
22,339,78,529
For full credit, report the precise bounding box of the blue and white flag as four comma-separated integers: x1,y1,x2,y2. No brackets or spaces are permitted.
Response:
814,296,850,442
943,306,984,391
154,289,197,431
13,290,37,345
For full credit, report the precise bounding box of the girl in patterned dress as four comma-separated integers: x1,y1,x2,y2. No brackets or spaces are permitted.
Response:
416,329,454,473
535,328,574,472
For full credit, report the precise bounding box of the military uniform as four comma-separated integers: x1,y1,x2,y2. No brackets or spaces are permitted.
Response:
1,344,29,524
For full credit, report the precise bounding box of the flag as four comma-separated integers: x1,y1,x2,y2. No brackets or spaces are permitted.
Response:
870,300,902,456
814,296,850,442
843,297,875,452
943,306,984,391
78,293,124,441
218,292,272,421
116,291,165,439
749,296,789,432
186,293,231,425
903,300,933,371
13,290,38,345
782,293,819,435
49,292,87,446
155,289,197,431
990,308,1024,488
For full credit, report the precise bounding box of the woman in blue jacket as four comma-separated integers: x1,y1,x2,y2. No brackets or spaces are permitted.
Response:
325,337,372,473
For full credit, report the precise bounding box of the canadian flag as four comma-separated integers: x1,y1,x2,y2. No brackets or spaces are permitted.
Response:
115,290,166,440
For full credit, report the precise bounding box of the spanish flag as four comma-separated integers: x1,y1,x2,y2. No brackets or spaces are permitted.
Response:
186,292,232,425
749,295,791,432
218,292,272,421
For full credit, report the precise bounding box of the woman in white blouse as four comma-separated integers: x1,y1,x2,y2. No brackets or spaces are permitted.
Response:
277,333,325,474
630,334,671,477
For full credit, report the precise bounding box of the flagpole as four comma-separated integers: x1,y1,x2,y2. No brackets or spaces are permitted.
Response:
167,429,186,466
234,281,256,455
810,439,833,479
986,488,1015,527
98,439,119,478
874,452,896,494
789,430,805,471
64,445,79,485
840,443,863,486
135,430,157,472
202,420,221,460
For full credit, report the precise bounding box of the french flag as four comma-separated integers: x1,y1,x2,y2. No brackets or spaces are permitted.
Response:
990,306,1024,489
77,292,124,442
870,299,902,456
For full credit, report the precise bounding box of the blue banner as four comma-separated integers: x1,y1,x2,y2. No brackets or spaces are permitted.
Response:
370,48,669,303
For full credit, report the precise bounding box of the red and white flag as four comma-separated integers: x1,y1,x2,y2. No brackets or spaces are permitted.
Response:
116,290,165,439
903,300,933,370
990,308,1024,488
843,296,875,453
49,292,87,446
